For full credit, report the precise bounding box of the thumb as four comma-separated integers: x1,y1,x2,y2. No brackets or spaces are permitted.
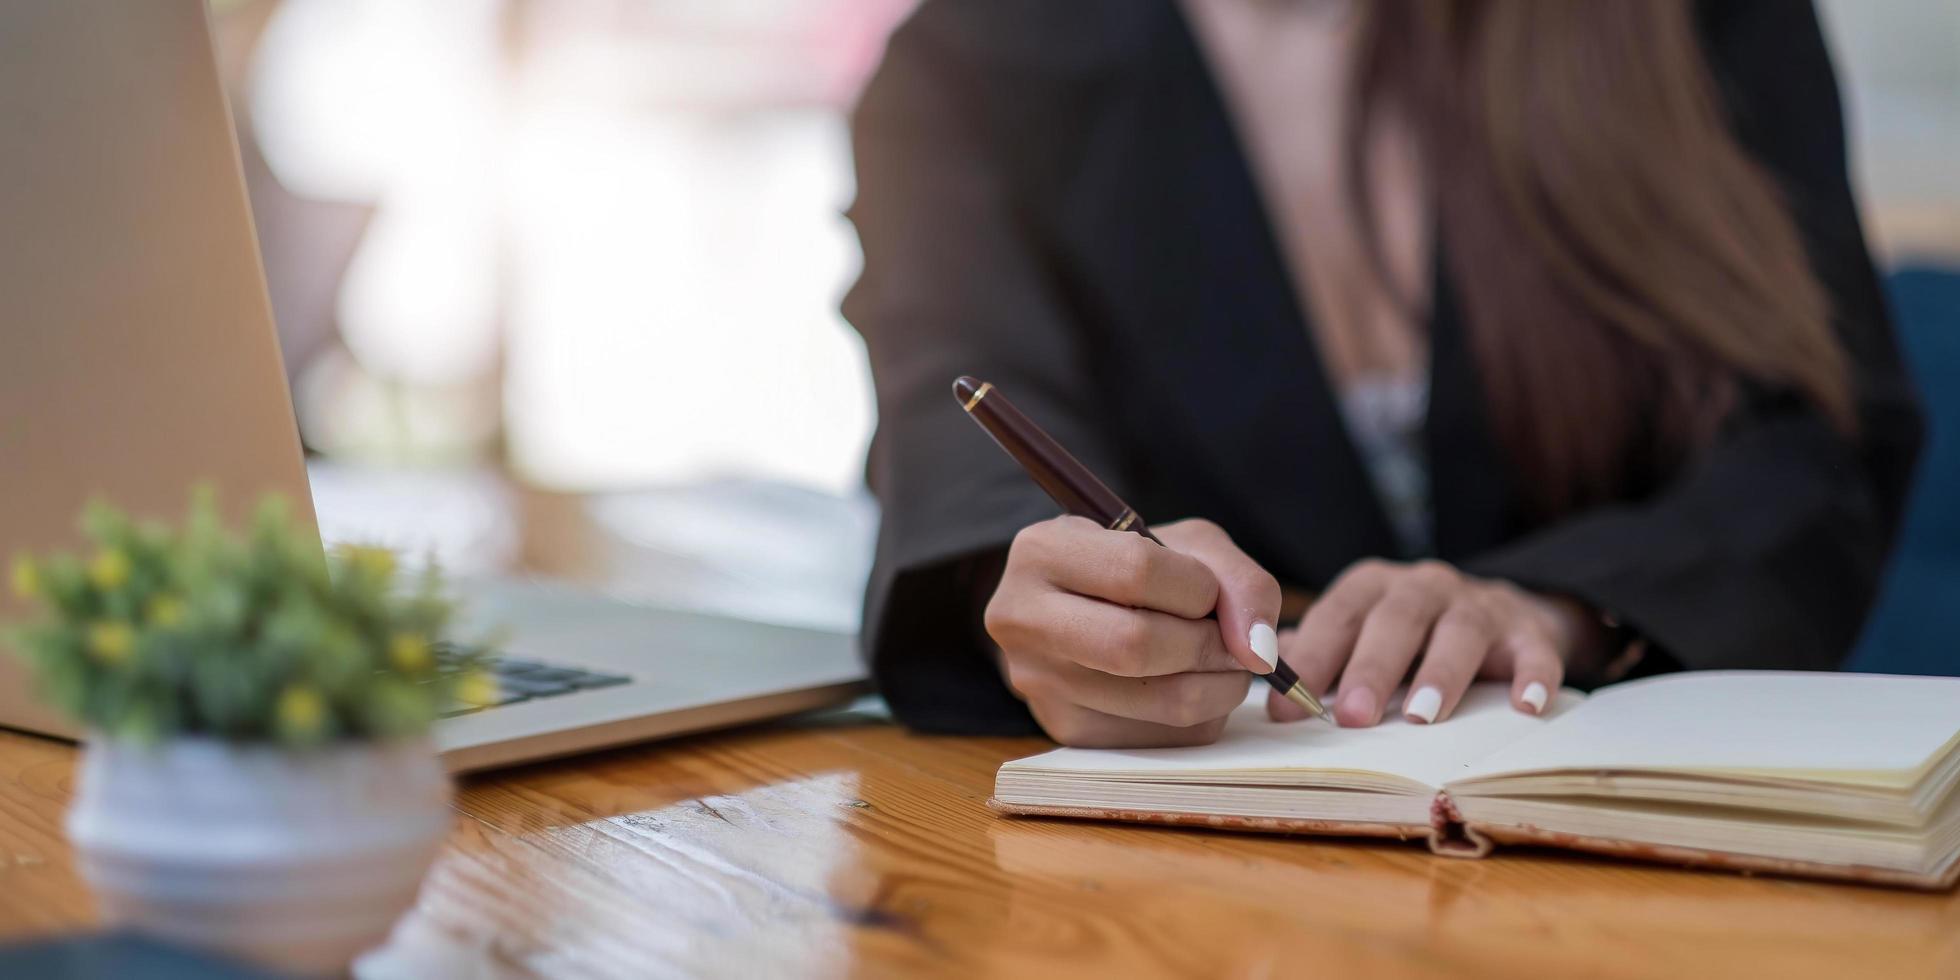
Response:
1153,519,1282,676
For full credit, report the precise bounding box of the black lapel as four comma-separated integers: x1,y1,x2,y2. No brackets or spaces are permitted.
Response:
1046,0,1399,586
1425,249,1521,558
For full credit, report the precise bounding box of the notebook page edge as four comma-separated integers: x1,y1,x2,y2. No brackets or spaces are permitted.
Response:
1444,672,1960,796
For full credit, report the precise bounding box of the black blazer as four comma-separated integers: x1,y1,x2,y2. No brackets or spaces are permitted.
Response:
842,0,1925,735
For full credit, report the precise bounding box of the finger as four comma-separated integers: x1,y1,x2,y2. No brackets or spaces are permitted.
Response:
1504,627,1565,716
1025,517,1219,619
1016,660,1251,728
1402,600,1499,724
1020,591,1242,677
1267,624,1339,723
1155,519,1282,676
1025,698,1233,749
1335,565,1455,726
1269,561,1392,721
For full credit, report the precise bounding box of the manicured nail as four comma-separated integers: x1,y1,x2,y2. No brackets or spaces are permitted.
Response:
1405,686,1442,724
1248,622,1278,671
1521,682,1549,714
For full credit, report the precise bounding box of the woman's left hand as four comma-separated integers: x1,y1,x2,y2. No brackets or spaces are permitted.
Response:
1269,559,1600,726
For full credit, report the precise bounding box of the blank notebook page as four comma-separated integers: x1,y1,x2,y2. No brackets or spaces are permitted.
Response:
1004,683,1580,791
1452,672,1960,788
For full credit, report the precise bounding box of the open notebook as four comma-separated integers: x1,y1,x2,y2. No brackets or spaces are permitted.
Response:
992,672,1960,889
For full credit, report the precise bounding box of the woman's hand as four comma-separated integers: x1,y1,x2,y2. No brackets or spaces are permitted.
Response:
1270,559,1600,727
984,516,1283,747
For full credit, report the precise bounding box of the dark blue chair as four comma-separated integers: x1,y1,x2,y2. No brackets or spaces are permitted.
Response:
1846,265,1960,676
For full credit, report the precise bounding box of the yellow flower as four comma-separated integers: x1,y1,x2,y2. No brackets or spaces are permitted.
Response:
9,555,36,599
388,632,432,673
145,594,186,628
455,671,499,708
87,549,131,591
86,621,135,664
277,685,326,738
338,545,395,580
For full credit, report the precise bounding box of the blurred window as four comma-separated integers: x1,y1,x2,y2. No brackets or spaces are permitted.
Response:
250,0,916,494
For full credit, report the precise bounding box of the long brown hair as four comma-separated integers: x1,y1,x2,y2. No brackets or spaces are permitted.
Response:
1349,1,1854,514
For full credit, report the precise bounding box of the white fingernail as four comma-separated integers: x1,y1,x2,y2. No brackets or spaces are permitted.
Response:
1405,686,1442,724
1522,682,1549,714
1248,622,1278,670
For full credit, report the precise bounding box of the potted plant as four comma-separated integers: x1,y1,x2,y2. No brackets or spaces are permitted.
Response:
7,493,495,976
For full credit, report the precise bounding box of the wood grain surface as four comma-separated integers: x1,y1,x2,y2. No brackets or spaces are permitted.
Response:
2,715,1957,979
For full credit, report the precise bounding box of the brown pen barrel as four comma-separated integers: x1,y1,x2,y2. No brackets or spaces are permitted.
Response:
952,375,1327,719
952,376,1158,543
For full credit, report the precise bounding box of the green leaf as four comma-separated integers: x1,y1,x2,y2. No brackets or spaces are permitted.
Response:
9,493,489,744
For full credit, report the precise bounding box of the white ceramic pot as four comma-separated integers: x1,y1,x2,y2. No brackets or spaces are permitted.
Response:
66,736,452,976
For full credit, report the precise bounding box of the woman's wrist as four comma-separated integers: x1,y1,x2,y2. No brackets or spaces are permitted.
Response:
1524,592,1644,687
1524,593,1607,681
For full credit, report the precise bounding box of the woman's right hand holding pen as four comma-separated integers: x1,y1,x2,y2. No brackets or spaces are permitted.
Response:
984,516,1284,747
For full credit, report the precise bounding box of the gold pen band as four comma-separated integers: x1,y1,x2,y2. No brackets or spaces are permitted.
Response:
960,381,993,413
1108,508,1138,532
1283,683,1329,720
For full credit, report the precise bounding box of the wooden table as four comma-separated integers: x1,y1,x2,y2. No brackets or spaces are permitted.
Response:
2,714,1957,979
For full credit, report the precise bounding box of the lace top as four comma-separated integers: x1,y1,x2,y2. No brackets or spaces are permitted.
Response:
1339,371,1433,557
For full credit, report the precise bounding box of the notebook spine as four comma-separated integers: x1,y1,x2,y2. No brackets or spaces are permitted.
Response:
1426,791,1493,859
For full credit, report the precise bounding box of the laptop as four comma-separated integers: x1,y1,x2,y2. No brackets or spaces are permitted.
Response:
0,0,868,772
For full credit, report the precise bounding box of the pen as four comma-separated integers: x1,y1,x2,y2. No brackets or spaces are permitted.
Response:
953,375,1330,721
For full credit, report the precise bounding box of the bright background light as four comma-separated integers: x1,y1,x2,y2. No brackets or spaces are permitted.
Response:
248,0,907,495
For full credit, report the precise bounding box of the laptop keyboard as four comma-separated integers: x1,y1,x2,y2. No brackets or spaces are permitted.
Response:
436,647,632,717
